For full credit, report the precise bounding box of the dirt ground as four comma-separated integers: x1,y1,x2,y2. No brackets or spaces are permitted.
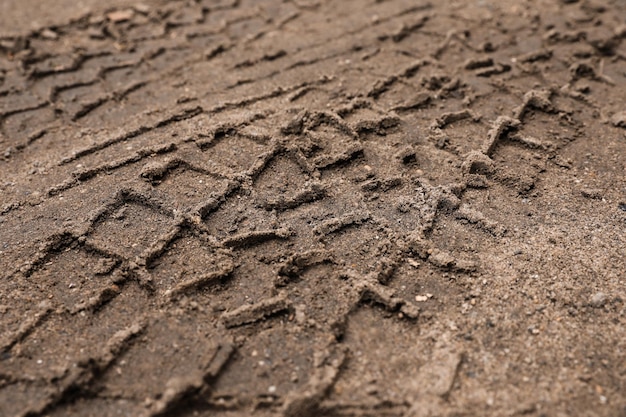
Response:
1,0,625,416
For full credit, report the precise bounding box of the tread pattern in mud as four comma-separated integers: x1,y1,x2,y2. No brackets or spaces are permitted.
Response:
1,0,626,416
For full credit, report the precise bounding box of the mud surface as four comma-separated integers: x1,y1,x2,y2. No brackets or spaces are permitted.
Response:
1,1,626,416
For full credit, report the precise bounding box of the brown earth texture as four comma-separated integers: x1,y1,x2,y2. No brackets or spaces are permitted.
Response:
1,0,626,416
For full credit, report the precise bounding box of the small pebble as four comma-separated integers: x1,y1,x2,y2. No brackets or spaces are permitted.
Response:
133,3,151,14
365,385,378,395
590,292,607,308
610,111,626,128
40,29,58,40
581,188,603,200
107,9,135,23
407,259,420,268
528,325,540,335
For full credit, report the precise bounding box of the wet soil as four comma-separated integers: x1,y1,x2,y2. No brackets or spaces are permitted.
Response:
1,1,625,416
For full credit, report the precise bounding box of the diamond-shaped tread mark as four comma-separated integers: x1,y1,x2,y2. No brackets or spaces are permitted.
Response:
431,120,488,156
490,145,541,195
155,168,230,208
148,233,232,295
55,83,107,118
0,382,50,417
0,288,46,341
276,184,367,254
95,315,223,401
204,192,278,241
203,133,270,174
27,248,120,313
254,155,322,210
514,111,578,150
321,221,394,277
211,245,284,313
3,107,56,146
299,122,362,169
1,283,150,384
366,182,438,236
328,307,423,404
86,202,176,259
1,248,119,339
378,82,430,111
210,326,315,402
282,263,355,332
386,259,466,314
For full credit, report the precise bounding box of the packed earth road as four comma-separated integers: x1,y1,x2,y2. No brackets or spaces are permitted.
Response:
1,0,625,416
